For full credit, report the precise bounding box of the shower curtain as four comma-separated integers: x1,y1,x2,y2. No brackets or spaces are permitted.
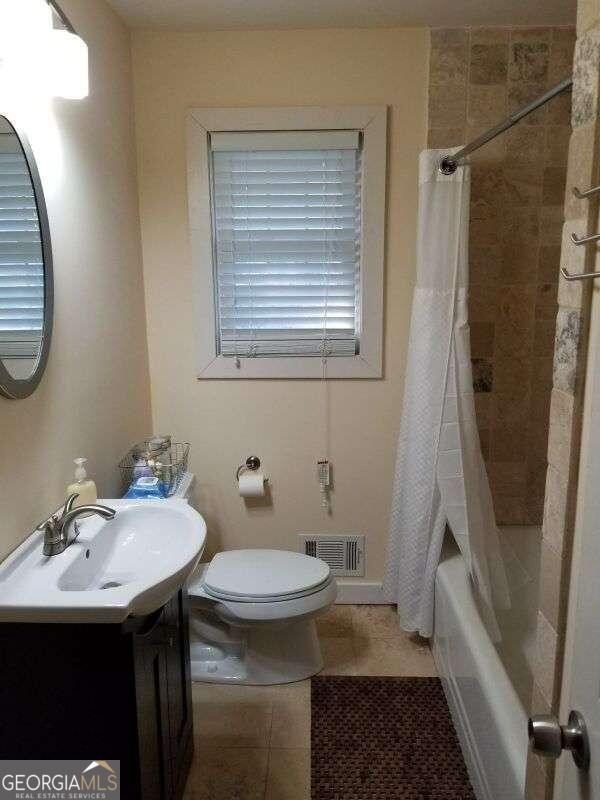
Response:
383,149,509,638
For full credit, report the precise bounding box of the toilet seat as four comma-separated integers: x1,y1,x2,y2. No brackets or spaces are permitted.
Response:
202,549,331,603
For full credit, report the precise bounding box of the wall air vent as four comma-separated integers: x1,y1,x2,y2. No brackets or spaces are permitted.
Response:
298,534,365,577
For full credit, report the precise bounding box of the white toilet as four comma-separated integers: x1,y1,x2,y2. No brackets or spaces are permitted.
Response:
174,473,337,684
186,549,337,684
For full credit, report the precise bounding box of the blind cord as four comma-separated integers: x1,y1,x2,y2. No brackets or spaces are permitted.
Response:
319,154,333,513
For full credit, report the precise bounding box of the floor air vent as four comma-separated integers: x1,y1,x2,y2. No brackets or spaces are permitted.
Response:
298,534,365,577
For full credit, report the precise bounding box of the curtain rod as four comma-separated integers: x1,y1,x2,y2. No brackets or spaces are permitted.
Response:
438,75,573,175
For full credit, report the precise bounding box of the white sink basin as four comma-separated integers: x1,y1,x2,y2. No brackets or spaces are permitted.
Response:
0,499,207,622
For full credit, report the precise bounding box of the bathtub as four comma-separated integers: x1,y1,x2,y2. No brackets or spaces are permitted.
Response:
432,526,541,800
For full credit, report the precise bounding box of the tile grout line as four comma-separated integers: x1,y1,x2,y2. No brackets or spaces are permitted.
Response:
263,696,276,800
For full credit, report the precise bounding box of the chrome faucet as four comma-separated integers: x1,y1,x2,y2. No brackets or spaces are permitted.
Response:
38,493,116,557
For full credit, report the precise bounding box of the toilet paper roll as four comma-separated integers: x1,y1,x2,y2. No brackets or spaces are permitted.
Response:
238,470,266,498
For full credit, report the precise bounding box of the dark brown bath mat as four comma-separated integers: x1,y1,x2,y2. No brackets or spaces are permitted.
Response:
311,676,475,799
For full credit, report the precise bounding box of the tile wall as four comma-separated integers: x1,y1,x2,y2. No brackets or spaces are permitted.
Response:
525,7,600,797
428,27,575,525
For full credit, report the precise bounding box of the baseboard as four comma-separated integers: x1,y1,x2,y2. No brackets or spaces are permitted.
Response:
334,580,389,604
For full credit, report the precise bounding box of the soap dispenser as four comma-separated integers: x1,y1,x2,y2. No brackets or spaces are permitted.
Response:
66,457,98,509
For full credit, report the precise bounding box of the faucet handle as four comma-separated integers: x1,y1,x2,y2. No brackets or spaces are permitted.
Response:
41,515,65,557
35,509,62,532
34,494,79,534
35,516,52,533
41,516,61,540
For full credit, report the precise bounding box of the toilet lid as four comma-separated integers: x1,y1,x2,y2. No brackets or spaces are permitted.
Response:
203,549,331,602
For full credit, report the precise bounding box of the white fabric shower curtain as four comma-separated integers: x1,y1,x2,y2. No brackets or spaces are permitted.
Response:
383,149,509,638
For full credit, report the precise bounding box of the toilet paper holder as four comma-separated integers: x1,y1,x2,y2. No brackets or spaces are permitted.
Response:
236,455,268,483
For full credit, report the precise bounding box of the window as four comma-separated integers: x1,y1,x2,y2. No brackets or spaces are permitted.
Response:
212,131,362,359
187,107,386,378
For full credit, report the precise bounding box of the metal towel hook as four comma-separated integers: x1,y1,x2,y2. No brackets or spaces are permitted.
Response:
561,266,600,281
573,184,600,200
571,231,600,246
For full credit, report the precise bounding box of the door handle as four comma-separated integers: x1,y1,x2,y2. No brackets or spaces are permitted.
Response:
528,710,590,770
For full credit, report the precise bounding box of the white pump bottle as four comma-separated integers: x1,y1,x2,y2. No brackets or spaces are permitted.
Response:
65,457,98,508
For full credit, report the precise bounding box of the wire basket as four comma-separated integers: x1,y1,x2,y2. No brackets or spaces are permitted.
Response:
119,442,190,497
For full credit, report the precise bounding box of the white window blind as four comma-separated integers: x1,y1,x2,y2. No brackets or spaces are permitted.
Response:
0,139,43,358
210,130,362,358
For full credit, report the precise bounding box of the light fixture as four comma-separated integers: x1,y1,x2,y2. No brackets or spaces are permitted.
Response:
0,0,88,100
48,28,88,99
0,0,53,61
46,0,89,99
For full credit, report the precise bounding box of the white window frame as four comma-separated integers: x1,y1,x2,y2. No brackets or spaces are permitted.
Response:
186,106,387,379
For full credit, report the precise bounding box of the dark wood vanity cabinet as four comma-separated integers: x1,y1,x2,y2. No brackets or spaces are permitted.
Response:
134,589,194,800
0,588,193,800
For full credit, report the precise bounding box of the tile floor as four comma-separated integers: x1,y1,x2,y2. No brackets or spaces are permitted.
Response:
184,604,437,800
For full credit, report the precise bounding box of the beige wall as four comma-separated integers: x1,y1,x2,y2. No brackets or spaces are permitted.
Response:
132,28,429,581
0,0,152,560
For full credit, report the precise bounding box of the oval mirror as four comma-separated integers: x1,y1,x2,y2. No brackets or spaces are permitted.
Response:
0,115,53,399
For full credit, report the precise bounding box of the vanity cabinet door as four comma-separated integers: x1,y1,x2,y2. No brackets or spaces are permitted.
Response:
164,589,194,797
134,607,173,800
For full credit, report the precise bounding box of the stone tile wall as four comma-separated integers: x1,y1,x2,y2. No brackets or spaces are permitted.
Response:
428,27,575,525
525,8,600,798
